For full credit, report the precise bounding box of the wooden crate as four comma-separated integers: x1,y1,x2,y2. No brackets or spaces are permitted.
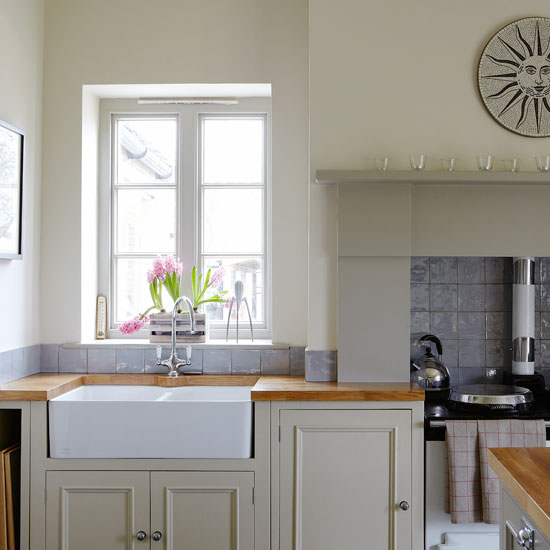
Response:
149,313,206,343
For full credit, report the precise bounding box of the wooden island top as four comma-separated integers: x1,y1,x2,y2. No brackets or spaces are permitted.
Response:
0,373,424,402
488,447,550,540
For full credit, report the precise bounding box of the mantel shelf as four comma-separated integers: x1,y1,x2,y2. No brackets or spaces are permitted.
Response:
315,169,550,186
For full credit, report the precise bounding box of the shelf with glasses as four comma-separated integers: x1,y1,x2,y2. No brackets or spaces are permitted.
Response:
315,170,550,186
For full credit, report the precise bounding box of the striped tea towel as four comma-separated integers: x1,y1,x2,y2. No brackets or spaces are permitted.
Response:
446,420,482,523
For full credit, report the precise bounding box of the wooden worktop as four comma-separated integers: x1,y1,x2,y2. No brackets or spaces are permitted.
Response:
0,373,424,402
488,447,550,540
250,376,424,401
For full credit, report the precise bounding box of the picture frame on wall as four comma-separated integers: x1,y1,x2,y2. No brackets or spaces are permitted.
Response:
0,120,24,260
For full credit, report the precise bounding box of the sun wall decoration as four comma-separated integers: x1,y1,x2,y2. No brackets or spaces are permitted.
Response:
478,17,550,137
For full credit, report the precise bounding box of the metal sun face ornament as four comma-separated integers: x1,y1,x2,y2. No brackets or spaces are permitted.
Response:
478,17,550,137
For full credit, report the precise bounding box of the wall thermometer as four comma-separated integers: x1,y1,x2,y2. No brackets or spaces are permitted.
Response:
96,295,107,340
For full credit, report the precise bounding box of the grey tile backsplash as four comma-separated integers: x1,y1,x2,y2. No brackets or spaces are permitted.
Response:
411,257,550,387
23,344,306,377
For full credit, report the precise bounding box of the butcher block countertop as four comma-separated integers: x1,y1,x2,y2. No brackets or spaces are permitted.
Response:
0,373,424,402
488,447,550,540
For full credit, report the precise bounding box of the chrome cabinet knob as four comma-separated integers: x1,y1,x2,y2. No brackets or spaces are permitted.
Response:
399,500,410,511
517,526,533,549
152,531,163,542
136,531,147,541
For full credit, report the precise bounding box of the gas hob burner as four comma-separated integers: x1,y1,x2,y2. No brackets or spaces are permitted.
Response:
448,384,535,414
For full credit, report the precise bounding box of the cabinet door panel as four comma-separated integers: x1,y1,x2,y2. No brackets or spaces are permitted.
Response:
150,471,254,550
279,409,412,550
46,471,150,550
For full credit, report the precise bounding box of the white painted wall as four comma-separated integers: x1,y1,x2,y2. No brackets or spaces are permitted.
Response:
310,0,550,377
0,0,44,353
40,0,308,345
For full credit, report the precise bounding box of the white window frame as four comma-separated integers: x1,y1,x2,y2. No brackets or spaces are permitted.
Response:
98,98,272,340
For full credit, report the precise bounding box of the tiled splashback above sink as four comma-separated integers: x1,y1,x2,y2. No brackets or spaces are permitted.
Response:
410,257,550,388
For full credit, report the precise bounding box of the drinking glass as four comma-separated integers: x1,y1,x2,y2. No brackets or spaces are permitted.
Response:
535,155,550,171
376,157,389,171
409,154,426,171
504,158,518,172
441,158,455,172
477,155,494,171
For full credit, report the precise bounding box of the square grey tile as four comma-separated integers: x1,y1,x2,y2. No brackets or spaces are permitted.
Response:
23,345,41,376
458,257,485,284
541,341,550,368
486,340,512,368
440,339,458,368
485,257,513,283
203,350,231,374
261,350,290,375
231,350,260,374
12,348,24,377
536,312,542,339
88,349,116,373
430,257,457,283
430,284,457,311
144,348,168,374
486,312,512,340
458,340,485,367
458,312,485,339
541,285,550,311
540,258,550,283
0,351,13,383
411,257,430,283
290,347,306,376
59,348,88,373
411,284,429,311
535,258,541,284
458,284,485,311
411,312,430,336
180,349,203,374
541,312,550,339
305,350,337,381
40,344,59,373
485,284,512,311
116,349,144,373
431,312,457,339
459,367,486,385
536,284,541,311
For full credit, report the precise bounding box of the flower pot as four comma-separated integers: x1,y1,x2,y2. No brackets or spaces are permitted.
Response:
149,313,206,343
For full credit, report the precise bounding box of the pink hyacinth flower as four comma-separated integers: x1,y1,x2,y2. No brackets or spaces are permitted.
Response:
163,254,177,275
118,315,147,335
152,255,166,282
146,270,155,284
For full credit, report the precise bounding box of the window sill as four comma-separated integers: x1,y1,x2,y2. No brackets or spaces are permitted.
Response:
63,339,288,351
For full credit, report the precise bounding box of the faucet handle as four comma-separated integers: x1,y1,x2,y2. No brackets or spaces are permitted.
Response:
156,345,162,362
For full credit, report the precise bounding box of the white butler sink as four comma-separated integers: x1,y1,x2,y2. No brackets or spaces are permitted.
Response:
49,385,252,459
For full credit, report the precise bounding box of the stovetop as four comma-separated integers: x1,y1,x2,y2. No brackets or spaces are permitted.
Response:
424,390,550,441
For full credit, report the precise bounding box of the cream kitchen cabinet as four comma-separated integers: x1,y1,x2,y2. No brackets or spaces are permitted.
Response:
45,470,255,550
500,487,550,550
273,406,421,550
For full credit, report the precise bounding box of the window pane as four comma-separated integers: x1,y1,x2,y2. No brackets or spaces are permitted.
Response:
202,257,263,323
203,118,263,184
203,188,262,254
117,119,176,184
117,188,176,253
115,258,154,323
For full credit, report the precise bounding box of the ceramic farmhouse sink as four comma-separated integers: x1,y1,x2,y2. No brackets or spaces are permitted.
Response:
49,385,252,459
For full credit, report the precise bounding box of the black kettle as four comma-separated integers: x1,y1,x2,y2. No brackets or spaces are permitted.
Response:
410,334,451,391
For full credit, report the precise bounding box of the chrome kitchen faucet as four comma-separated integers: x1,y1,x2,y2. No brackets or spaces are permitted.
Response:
156,296,197,377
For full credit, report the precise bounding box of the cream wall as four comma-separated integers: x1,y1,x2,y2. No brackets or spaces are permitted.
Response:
310,0,550,374
0,0,44,353
40,0,308,344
